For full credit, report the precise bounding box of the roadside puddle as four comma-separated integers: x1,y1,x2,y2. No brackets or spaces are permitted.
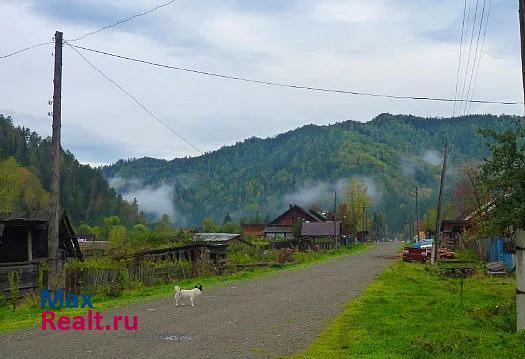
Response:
160,334,192,341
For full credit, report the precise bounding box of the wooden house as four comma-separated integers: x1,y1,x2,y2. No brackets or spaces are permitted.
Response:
241,224,266,238
440,219,470,249
269,204,326,225
263,205,326,239
0,212,82,296
301,221,340,237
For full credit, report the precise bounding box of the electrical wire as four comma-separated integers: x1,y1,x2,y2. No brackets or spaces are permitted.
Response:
68,43,202,154
452,0,468,117
1,0,176,59
467,0,493,115
458,0,479,115
463,0,487,116
69,44,523,106
66,0,176,42
0,41,53,59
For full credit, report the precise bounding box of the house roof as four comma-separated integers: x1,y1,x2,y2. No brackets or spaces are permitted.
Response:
440,219,469,232
301,222,340,236
191,233,240,242
269,204,326,224
0,212,82,260
263,225,293,233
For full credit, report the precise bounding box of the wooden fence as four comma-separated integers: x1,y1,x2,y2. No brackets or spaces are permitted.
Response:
0,261,194,298
64,262,192,294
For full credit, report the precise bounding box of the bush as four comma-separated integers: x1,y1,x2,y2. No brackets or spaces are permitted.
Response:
227,241,278,265
97,281,124,297
21,290,40,309
0,292,7,307
277,248,294,264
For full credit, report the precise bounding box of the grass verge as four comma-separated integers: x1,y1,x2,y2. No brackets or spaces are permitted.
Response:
293,259,525,359
0,243,371,332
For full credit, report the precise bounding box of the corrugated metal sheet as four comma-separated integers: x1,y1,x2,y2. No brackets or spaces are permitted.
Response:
191,233,240,242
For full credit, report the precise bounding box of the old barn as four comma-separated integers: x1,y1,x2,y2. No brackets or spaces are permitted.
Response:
0,213,82,296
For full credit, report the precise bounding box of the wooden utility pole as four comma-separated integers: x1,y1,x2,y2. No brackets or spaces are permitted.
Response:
519,0,525,106
516,0,525,330
334,191,338,250
432,142,448,265
48,31,63,290
416,185,420,242
409,212,413,241
518,231,525,330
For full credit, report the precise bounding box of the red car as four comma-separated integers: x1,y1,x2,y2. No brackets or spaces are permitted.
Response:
402,247,428,262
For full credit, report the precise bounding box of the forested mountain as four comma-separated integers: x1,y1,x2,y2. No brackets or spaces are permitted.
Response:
0,114,143,226
102,113,518,232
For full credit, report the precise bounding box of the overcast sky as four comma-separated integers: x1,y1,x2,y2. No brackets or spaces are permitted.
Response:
0,0,522,166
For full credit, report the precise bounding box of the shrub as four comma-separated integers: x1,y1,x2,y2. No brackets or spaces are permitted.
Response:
277,248,294,264
0,292,7,307
21,290,40,309
97,281,124,297
227,241,278,265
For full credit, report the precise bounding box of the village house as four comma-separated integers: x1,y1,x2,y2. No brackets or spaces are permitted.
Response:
0,212,82,297
263,204,326,239
440,203,515,270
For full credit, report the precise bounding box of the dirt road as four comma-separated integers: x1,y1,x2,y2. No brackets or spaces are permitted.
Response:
0,242,399,358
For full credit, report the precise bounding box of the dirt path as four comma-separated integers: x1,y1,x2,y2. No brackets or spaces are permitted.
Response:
0,242,399,358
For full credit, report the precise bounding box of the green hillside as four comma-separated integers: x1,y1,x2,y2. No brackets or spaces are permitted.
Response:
0,114,143,226
102,113,518,232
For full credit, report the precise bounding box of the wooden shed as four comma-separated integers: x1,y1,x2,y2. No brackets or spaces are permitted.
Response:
0,212,82,296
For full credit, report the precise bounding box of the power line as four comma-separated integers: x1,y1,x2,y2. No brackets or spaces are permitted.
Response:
463,0,487,116
67,43,202,154
0,41,53,59
66,0,177,42
467,0,493,115
69,44,523,106
452,0,468,117
458,0,480,115
1,0,176,60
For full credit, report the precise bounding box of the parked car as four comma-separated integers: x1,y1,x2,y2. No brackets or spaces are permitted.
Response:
402,247,428,262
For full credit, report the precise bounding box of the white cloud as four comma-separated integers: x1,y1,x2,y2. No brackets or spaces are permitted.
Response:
0,0,521,165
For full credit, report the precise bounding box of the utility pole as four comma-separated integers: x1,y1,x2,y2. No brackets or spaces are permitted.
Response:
409,212,413,241
520,0,525,107
416,185,420,242
48,31,63,290
432,142,448,265
293,175,296,206
361,206,370,241
334,191,338,250
516,0,525,330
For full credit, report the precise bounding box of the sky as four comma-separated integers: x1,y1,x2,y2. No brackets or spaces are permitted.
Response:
0,0,522,166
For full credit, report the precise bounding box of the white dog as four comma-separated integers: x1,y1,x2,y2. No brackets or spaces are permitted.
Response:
174,285,202,307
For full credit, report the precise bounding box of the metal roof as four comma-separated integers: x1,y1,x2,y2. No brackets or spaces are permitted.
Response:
301,222,340,236
191,233,240,242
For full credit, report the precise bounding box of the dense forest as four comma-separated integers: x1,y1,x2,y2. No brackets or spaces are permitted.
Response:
102,113,518,232
0,114,144,226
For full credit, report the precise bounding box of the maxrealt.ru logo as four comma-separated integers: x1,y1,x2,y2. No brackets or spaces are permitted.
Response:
40,289,138,331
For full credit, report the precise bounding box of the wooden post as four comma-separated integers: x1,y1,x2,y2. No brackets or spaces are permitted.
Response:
416,185,420,242
519,0,525,107
517,0,525,331
334,191,338,250
517,231,525,330
48,31,63,290
26,230,32,262
432,142,448,265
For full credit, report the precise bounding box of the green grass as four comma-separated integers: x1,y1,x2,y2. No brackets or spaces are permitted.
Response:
293,259,525,359
0,243,371,332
